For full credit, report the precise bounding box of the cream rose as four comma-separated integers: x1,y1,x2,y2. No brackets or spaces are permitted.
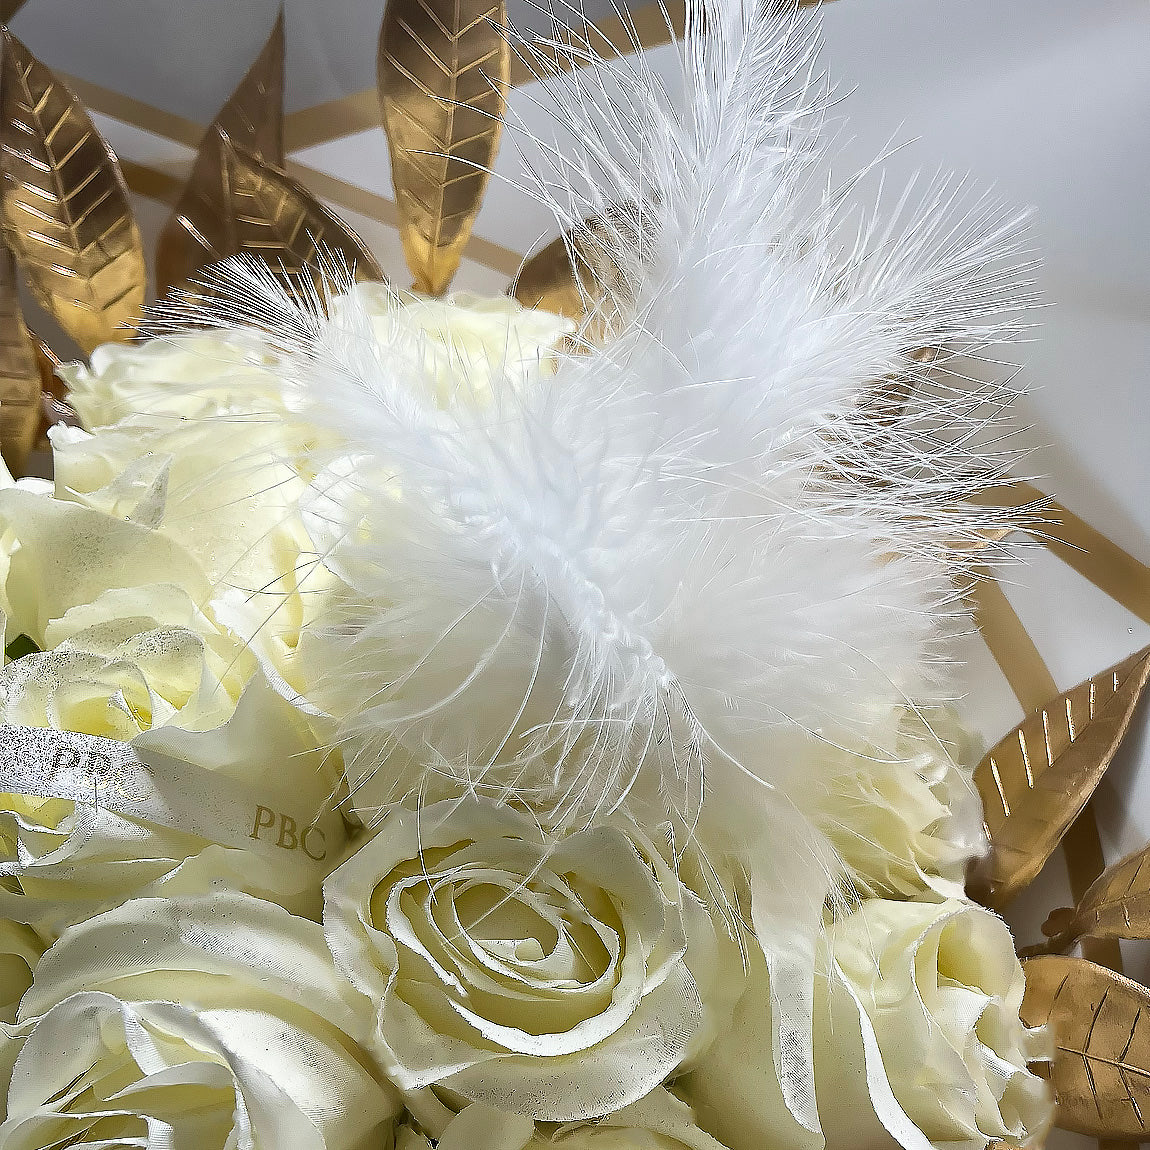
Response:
674,947,822,1150
622,817,745,1060
678,899,1051,1150
57,328,290,430
816,707,986,899
821,898,1051,1150
0,675,342,938
48,415,331,702
323,799,704,1121
0,922,42,1025
0,487,343,937
49,292,571,704
402,1091,732,1150
0,620,250,739
545,1090,732,1150
60,291,572,431
0,488,256,736
0,893,399,1148
335,285,573,406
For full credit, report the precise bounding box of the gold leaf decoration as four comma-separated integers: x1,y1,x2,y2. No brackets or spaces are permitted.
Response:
1021,955,1150,1138
0,29,145,353
513,228,587,321
513,205,644,336
379,0,510,295
968,644,1150,910
1039,841,1150,952
219,141,383,285
156,10,285,296
32,331,78,434
0,243,40,473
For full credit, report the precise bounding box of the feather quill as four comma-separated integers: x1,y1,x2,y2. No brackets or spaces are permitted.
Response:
149,0,1036,1128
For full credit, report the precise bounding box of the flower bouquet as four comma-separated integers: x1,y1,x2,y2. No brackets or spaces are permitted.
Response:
0,1,1147,1148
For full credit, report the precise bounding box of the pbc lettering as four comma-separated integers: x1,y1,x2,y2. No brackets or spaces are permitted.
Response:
48,744,121,793
249,805,327,861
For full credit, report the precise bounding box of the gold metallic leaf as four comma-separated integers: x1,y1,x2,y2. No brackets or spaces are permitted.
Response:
513,228,587,321
1021,955,1150,1138
1038,841,1150,952
0,243,39,474
31,332,77,436
968,644,1150,910
220,142,384,284
513,205,644,339
379,0,510,295
0,1,29,22
156,11,285,296
0,29,145,352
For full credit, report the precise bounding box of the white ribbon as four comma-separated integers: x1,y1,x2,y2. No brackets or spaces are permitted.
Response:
0,725,346,868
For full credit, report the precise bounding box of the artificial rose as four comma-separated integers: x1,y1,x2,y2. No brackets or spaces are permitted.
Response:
821,898,1051,1150
673,947,822,1150
816,707,986,899
335,285,574,406
401,1091,732,1150
0,486,212,646
48,291,571,705
48,416,332,702
0,488,254,736
622,818,745,1060
546,1090,732,1150
0,622,249,739
57,327,290,430
0,893,399,1148
0,922,41,1025
51,417,313,591
0,675,341,938
323,799,704,1121
678,899,1051,1150
60,291,571,431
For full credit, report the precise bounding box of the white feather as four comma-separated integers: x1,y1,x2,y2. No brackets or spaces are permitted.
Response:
148,0,1037,1127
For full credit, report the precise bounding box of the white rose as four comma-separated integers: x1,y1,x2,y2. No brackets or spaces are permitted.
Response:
816,707,986,899
821,898,1051,1150
337,285,573,405
50,292,571,703
48,416,332,702
0,922,42,1025
673,946,822,1150
0,488,255,736
323,799,704,1121
0,675,342,938
407,1091,732,1150
0,622,249,739
622,817,745,1061
678,899,1051,1150
543,1091,733,1150
0,893,399,1148
60,291,571,431
57,328,289,429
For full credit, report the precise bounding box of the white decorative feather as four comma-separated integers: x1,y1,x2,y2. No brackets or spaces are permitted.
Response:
149,0,1036,1128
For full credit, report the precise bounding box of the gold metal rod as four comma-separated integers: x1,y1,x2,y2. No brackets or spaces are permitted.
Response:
972,571,1122,973
49,75,520,277
56,72,202,148
979,481,1150,625
120,159,183,206
970,574,1057,713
